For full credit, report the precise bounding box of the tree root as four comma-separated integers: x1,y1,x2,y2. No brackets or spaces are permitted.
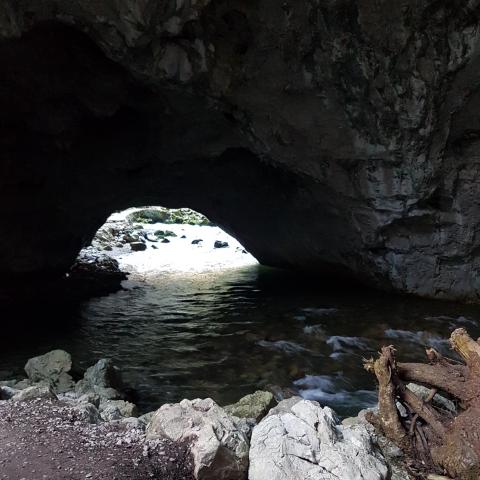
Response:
365,328,480,480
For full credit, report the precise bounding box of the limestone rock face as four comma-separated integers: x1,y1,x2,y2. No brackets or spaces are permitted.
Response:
249,399,388,480
24,350,74,394
3,2,480,299
146,398,249,480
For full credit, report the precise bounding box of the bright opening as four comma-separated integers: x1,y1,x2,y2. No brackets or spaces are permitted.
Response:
82,206,258,276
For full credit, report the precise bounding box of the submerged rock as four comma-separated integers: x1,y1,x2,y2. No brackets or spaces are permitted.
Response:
249,398,388,480
224,390,275,422
24,350,74,394
146,398,249,480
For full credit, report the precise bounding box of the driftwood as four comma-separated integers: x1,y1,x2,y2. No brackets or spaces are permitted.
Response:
365,328,480,480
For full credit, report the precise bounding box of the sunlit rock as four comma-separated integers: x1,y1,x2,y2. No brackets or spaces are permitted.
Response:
249,398,388,480
146,398,249,480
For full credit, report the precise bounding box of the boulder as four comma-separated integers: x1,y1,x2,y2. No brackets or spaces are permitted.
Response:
100,399,138,421
224,391,275,422
345,410,414,480
75,358,124,400
130,241,147,251
249,399,388,480
191,239,203,245
70,401,102,424
24,350,74,393
12,384,57,402
146,398,249,480
214,241,229,249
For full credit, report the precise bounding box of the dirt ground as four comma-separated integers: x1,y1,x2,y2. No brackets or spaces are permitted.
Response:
0,399,194,480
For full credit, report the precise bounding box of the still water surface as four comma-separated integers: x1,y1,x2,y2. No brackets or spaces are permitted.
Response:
3,223,480,418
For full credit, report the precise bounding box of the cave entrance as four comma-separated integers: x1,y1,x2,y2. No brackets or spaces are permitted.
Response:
80,206,258,276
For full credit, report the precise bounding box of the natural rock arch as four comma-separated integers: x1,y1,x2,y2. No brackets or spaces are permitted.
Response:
2,2,480,300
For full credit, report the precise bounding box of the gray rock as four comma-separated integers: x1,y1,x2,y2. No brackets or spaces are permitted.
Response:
100,399,138,421
24,350,74,394
407,383,457,414
224,390,275,422
12,384,57,402
231,416,257,440
78,392,101,408
138,410,155,427
13,379,32,390
71,402,102,424
121,417,145,430
76,382,122,401
147,398,249,480
214,240,229,249
249,399,388,480
0,385,19,400
81,358,122,388
75,359,124,401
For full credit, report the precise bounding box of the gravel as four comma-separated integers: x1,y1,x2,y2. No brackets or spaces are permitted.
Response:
0,399,194,480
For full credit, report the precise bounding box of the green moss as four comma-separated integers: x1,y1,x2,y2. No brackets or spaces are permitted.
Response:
127,207,213,226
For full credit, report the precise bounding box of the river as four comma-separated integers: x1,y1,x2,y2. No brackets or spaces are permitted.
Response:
2,217,480,418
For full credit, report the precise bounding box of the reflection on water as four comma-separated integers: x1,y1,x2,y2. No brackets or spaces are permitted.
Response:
3,264,480,417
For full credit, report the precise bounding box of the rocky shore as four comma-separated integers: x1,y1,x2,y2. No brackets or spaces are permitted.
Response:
0,349,426,480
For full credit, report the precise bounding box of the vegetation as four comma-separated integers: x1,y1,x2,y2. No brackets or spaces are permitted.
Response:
127,207,213,226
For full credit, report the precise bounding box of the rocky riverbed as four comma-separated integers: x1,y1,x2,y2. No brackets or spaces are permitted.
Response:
1,349,444,480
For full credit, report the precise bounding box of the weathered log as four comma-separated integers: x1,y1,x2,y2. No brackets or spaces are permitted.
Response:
365,328,480,480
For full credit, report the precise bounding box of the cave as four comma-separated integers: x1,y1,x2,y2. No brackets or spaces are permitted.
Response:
2,3,480,301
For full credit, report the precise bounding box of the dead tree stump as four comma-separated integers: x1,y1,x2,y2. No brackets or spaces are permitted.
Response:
365,328,480,480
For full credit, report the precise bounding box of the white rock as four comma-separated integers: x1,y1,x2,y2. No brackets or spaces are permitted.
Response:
146,398,249,480
12,384,57,402
249,399,388,480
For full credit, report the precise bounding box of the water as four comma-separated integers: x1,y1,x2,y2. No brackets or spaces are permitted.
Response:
3,222,480,418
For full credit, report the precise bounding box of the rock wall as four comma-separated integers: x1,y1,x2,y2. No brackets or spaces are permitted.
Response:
2,1,480,300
